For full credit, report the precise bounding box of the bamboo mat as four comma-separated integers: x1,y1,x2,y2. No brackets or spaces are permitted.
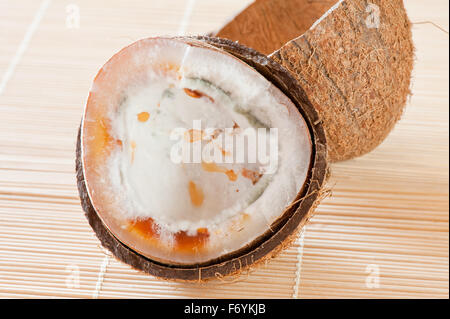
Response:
0,0,448,299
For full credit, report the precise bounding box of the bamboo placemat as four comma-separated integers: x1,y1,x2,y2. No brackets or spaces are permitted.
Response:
0,0,448,298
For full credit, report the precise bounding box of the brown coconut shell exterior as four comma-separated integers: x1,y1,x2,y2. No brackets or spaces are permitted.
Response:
76,36,328,282
216,0,415,162
215,0,334,56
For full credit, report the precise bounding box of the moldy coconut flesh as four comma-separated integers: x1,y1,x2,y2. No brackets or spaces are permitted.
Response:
76,37,327,281
216,0,414,162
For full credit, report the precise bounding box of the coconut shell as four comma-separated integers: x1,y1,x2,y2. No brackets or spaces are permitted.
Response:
215,0,334,56
76,37,328,281
216,0,414,162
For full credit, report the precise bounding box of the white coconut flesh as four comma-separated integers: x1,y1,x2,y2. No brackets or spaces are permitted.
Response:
82,38,312,265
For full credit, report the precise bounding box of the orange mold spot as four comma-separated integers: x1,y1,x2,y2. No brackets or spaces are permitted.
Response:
183,88,214,103
175,228,209,252
188,181,204,207
128,218,158,238
130,141,137,163
202,162,237,182
241,168,263,185
137,111,150,122
184,129,204,143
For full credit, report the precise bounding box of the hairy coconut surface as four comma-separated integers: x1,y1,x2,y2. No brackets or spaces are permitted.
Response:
77,37,328,281
216,0,414,162
215,0,335,55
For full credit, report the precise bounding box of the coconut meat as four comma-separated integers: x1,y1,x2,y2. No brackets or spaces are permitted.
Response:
82,38,312,264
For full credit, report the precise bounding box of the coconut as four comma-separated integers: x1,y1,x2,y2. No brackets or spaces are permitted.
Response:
215,0,414,162
76,37,327,281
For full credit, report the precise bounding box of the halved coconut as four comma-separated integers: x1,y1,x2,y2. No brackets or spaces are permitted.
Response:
77,37,327,281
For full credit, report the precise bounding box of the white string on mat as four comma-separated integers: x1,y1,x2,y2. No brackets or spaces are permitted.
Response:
92,254,110,299
0,0,51,96
177,0,197,36
292,227,306,299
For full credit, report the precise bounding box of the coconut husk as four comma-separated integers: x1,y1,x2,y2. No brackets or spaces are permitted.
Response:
215,0,335,55
216,0,414,162
76,37,328,281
